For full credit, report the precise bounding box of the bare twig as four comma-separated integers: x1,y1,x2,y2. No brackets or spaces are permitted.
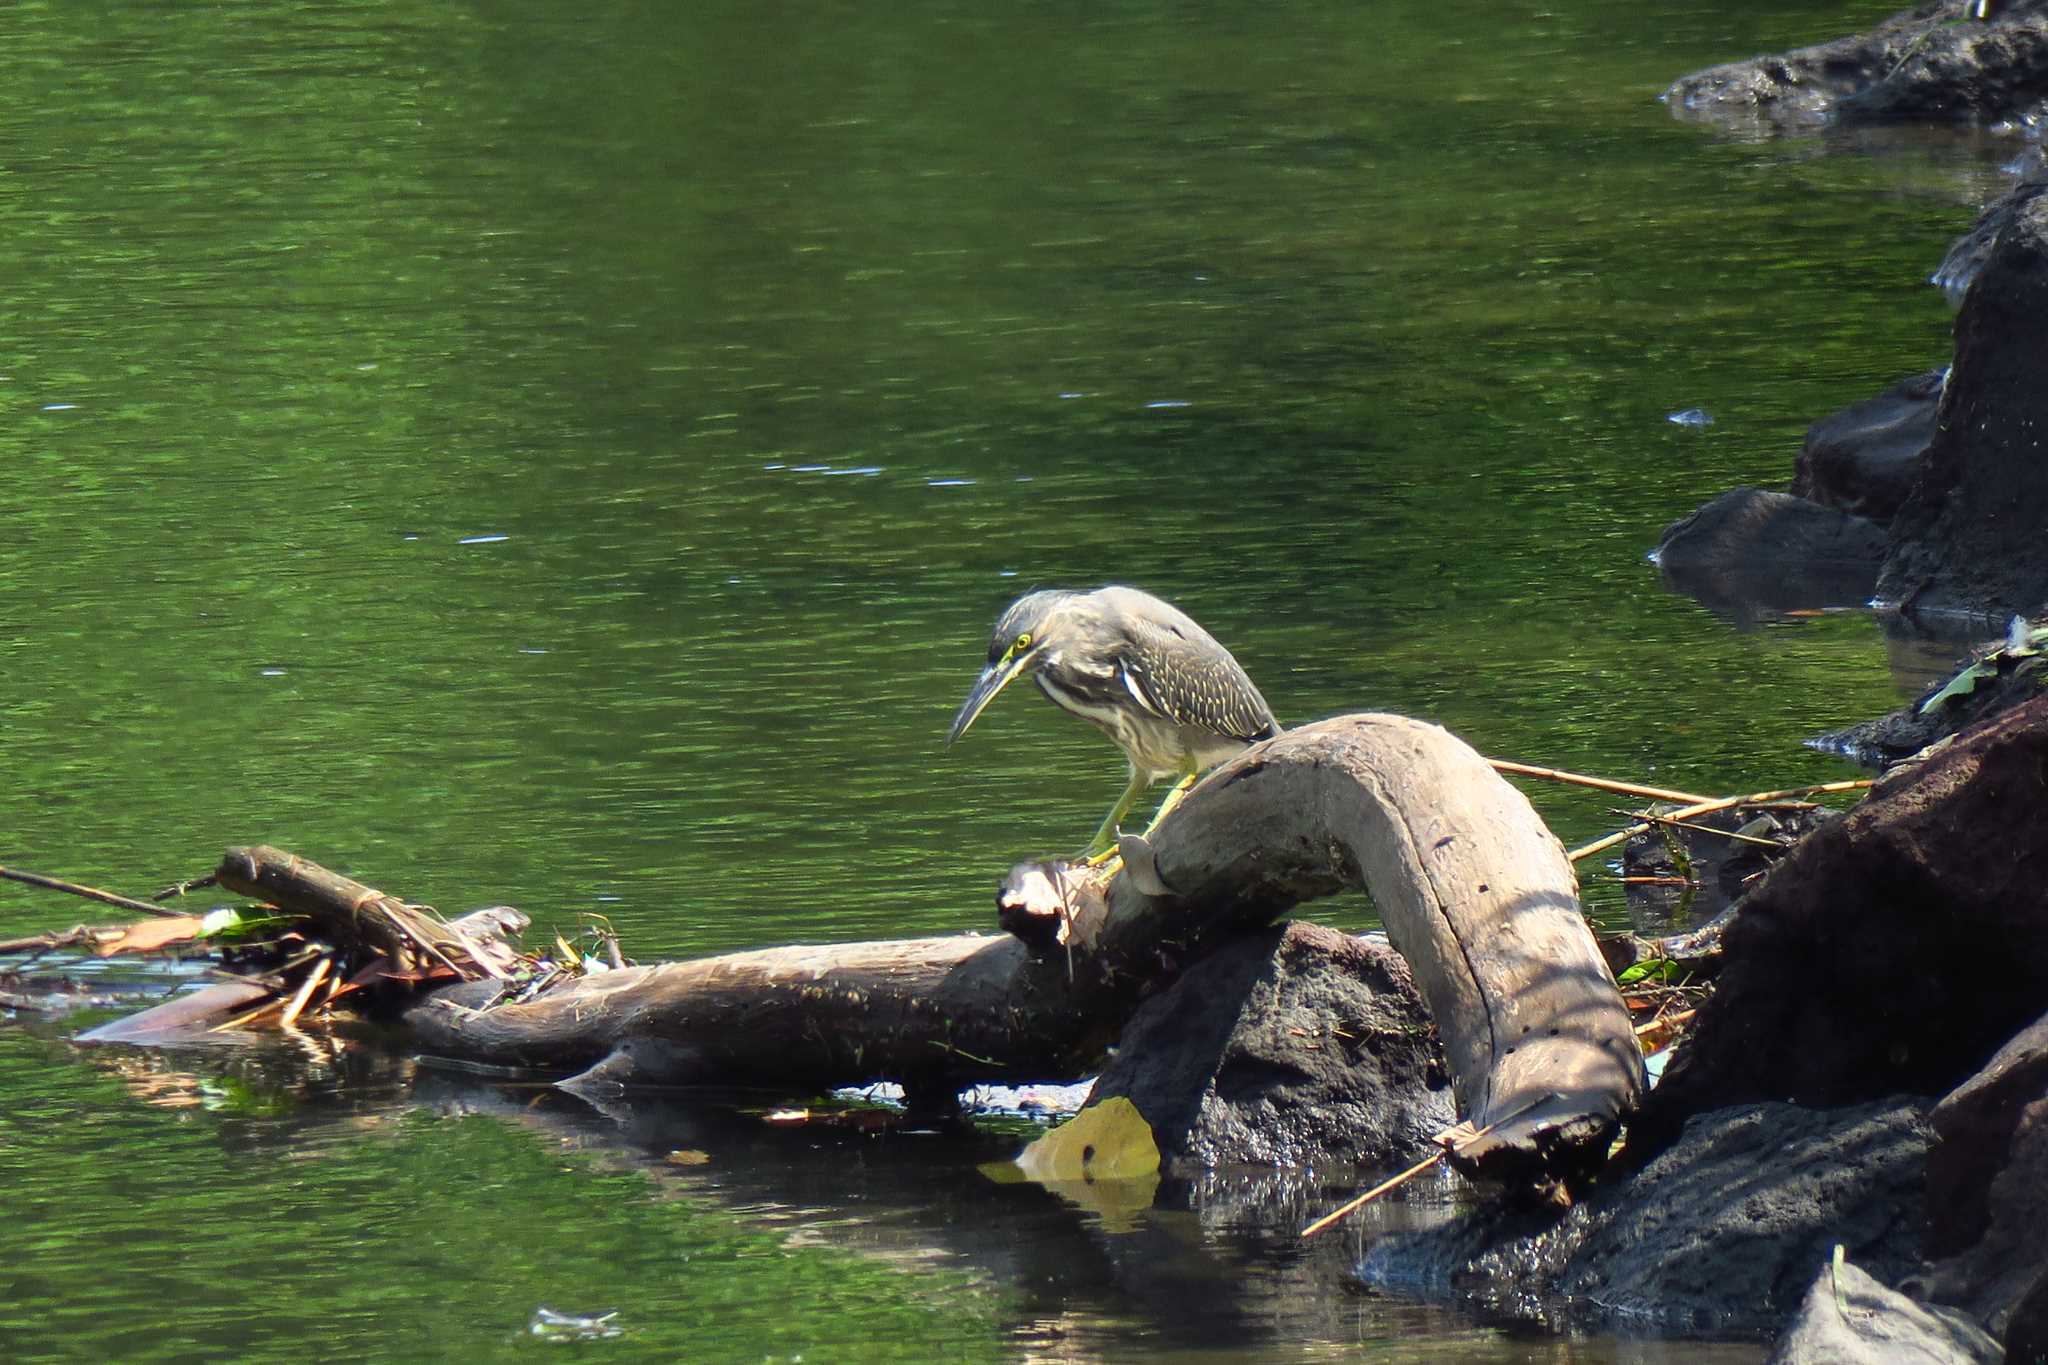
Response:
1299,1095,1554,1238
1620,809,1788,849
0,925,111,956
1635,1007,1697,1037
278,957,333,1030
1487,759,1714,806
0,865,185,919
1299,1148,1448,1238
1568,780,1873,863
152,873,217,902
210,992,288,1033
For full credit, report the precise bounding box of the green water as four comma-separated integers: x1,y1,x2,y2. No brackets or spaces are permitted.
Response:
0,0,2011,1357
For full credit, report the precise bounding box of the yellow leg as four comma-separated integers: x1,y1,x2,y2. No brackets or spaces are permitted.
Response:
1139,762,1203,835
1081,765,1150,862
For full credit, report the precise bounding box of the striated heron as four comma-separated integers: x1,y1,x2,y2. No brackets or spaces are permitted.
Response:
946,584,1280,859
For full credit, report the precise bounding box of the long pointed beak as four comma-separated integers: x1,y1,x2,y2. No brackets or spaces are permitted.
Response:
947,654,1031,745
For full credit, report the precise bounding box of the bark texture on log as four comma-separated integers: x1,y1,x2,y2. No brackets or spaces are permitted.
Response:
405,935,1077,1099
1113,714,1644,1177
399,714,1642,1178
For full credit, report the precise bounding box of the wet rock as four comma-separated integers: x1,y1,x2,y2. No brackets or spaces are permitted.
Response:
1914,1011,2048,1334
1808,624,2048,765
1087,922,1455,1170
1651,487,1889,619
1789,369,1943,524
1667,2,2048,131
1653,487,1891,577
2007,1272,2048,1364
1554,1101,1931,1335
1879,188,2048,620
1767,1256,2000,1365
1933,178,2048,302
1357,1099,1932,1336
1634,695,2048,1156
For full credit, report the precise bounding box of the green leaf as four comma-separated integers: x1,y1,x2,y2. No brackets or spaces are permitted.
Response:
1617,958,1681,985
196,908,299,941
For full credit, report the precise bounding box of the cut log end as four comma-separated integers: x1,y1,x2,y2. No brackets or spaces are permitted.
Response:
996,860,1109,952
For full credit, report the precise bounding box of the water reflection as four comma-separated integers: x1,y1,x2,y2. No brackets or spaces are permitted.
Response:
48,1029,1761,1363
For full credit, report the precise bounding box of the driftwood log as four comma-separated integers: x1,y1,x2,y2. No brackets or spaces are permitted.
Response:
395,713,1643,1182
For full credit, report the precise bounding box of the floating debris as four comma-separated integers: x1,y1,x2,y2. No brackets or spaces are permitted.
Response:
1,847,618,1046
1667,407,1714,427
529,1307,622,1342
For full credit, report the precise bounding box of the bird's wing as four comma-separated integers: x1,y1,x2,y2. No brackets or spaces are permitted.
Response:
1116,616,1278,744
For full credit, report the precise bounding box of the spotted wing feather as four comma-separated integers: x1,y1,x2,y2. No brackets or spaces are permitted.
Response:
1106,592,1278,744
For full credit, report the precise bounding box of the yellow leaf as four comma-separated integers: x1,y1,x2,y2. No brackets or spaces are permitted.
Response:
1013,1096,1160,1182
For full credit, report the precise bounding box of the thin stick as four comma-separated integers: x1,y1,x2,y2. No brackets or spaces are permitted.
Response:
1622,810,1787,849
1635,1007,1696,1037
278,957,333,1030
0,865,184,919
0,926,105,956
153,873,217,902
206,948,331,1033
1486,760,1714,806
1568,779,1873,863
1299,1149,1447,1238
210,992,287,1033
1300,1093,1558,1239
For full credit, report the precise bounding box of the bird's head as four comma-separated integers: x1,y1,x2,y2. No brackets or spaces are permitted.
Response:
945,588,1086,745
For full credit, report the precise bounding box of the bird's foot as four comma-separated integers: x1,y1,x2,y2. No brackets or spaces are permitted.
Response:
1077,843,1123,875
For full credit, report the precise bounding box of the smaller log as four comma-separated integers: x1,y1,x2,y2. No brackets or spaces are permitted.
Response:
215,845,522,980
76,979,275,1044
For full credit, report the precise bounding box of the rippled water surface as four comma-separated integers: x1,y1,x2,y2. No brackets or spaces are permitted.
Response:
0,0,2014,1358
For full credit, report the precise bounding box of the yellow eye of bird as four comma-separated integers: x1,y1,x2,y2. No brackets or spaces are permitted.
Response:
1015,632,1032,651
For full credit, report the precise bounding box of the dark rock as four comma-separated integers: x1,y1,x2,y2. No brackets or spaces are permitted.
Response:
1667,2,2048,131
1634,695,2048,1157
1555,1101,1932,1334
1934,178,2048,303
1914,1012,2048,1332
1358,1099,1932,1336
1654,487,1892,577
1927,1011,2048,1257
1879,189,2048,620
1767,1257,2000,1364
1790,369,1944,523
1652,487,1889,620
2008,1270,2048,1364
1088,922,1455,1170
1809,627,2048,766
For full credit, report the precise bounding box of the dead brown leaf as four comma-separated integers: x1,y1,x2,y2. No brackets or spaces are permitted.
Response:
93,915,206,957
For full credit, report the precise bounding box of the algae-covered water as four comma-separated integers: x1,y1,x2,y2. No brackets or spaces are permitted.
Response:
0,0,2011,1358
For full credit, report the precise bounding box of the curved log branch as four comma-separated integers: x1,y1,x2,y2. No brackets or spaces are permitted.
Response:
1112,714,1645,1178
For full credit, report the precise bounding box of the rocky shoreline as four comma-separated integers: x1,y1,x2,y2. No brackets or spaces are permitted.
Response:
1360,7,2048,1360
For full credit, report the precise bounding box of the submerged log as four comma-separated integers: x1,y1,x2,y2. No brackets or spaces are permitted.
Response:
399,713,1643,1183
